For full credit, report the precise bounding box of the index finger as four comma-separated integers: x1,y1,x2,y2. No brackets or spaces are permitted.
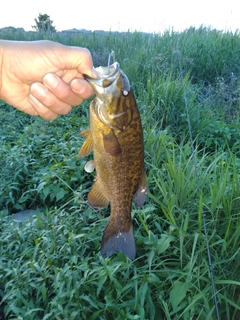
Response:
60,46,98,78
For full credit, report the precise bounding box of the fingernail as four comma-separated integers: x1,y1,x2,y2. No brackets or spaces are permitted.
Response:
43,73,59,89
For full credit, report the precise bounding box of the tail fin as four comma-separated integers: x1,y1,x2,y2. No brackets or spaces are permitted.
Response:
101,224,136,260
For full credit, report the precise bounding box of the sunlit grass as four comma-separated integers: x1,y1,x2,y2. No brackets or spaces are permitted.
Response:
1,26,240,319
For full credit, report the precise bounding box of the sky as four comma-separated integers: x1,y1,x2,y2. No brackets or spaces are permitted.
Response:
0,0,239,34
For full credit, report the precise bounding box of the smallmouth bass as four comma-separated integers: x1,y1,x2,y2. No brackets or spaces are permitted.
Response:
79,61,146,259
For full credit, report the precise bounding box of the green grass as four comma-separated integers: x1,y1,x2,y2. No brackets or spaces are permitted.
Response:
1,26,240,319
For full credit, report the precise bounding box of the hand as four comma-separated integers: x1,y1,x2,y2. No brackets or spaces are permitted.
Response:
0,40,97,120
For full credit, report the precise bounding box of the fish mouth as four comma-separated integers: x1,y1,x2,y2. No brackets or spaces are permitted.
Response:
85,62,131,97
85,60,132,130
85,62,120,89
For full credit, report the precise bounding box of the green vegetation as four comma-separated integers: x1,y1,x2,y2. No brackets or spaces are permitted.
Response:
1,26,240,319
32,13,56,32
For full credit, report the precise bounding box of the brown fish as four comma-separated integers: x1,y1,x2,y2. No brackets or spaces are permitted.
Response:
79,62,146,259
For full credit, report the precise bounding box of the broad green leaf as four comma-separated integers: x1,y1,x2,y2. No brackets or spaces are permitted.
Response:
170,280,188,311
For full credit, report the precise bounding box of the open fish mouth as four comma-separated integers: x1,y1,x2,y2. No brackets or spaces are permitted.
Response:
85,62,130,97
84,53,132,130
85,62,120,89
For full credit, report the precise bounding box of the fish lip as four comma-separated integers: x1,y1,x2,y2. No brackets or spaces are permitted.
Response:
85,61,131,130
84,62,120,87
85,62,130,97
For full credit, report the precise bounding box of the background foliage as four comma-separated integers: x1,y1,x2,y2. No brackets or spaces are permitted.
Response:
1,26,240,319
32,13,56,33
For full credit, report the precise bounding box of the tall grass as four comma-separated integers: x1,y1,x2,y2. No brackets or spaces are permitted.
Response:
1,26,240,319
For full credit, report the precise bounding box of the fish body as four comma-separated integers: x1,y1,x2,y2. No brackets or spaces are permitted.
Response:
79,62,146,259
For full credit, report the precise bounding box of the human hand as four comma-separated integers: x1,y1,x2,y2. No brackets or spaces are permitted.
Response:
0,40,97,120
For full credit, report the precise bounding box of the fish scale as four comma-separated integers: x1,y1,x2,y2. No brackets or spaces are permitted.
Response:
79,62,146,259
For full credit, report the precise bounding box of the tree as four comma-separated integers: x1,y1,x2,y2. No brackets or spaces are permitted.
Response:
32,13,56,32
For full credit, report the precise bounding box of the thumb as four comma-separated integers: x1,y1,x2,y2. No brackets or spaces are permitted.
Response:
61,46,97,78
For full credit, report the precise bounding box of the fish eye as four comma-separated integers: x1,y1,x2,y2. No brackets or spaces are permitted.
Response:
122,90,129,97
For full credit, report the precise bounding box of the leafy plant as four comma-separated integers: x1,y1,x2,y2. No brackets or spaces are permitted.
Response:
32,13,56,33
1,26,240,319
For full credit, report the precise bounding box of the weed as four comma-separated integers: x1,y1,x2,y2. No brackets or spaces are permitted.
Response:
1,27,240,319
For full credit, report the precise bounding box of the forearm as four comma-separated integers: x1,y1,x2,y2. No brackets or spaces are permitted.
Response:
0,40,31,104
0,41,4,100
0,40,14,102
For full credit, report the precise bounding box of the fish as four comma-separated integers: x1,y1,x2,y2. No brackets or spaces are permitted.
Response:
79,61,146,260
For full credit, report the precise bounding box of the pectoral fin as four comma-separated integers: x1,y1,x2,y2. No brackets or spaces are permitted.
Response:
102,129,122,156
79,130,93,157
88,179,109,209
133,169,147,208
